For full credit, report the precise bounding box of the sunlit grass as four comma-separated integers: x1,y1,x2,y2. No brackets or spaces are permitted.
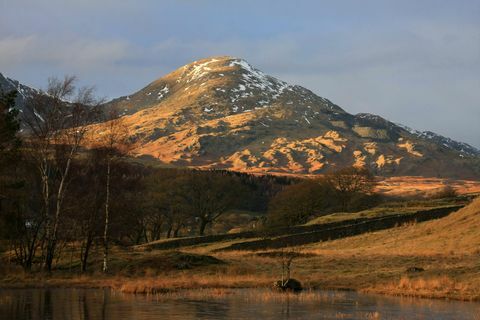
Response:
366,275,479,301
118,273,273,294
119,286,349,303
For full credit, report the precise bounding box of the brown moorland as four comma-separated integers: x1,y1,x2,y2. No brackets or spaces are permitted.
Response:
2,197,480,302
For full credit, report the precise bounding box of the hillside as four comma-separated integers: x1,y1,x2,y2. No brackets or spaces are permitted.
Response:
308,197,480,255
93,56,479,179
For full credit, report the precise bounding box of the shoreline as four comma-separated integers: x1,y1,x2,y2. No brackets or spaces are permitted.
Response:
1,275,479,303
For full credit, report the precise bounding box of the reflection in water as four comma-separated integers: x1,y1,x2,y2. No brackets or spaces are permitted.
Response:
1,288,480,320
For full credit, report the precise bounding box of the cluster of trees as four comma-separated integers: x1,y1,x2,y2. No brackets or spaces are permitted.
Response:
0,77,379,273
266,167,379,228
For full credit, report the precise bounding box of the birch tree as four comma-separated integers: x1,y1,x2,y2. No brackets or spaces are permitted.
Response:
23,76,100,271
94,112,131,273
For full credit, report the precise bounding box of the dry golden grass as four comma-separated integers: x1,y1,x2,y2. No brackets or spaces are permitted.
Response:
366,275,478,301
118,273,272,294
305,197,480,255
376,176,480,197
305,199,460,225
118,286,349,303
2,246,480,301
292,197,480,300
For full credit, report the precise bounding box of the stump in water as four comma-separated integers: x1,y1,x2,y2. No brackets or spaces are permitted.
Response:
273,278,303,292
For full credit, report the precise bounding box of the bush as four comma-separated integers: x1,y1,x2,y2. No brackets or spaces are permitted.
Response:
266,179,334,228
432,185,458,199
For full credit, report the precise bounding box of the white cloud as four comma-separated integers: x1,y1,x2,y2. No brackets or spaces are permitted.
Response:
0,36,37,65
0,35,132,71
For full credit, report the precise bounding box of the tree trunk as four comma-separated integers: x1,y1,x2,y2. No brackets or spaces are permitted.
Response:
102,159,111,273
22,218,42,271
134,227,144,245
152,223,162,241
25,233,38,271
40,163,50,270
143,226,149,244
45,155,73,272
173,226,181,238
81,233,93,273
198,219,209,236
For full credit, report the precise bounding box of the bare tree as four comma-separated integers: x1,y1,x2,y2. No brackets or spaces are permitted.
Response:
143,170,194,240
183,171,243,236
93,111,131,273
23,76,100,271
66,150,105,272
279,249,296,286
325,166,377,211
273,248,302,291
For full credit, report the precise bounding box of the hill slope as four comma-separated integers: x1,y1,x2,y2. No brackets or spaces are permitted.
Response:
0,72,39,113
310,197,480,255
62,57,480,178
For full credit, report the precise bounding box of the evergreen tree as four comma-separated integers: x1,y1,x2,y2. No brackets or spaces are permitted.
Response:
0,90,22,251
0,90,20,161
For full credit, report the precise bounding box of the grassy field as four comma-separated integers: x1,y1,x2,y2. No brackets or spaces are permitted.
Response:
299,196,480,300
305,197,465,225
376,176,480,197
2,196,480,302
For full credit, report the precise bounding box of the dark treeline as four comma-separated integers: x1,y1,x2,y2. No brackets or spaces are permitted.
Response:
0,78,378,273
0,145,294,272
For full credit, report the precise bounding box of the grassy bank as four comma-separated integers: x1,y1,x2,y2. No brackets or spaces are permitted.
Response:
2,248,480,301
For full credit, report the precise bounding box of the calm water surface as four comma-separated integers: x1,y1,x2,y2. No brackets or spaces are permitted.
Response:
1,288,480,320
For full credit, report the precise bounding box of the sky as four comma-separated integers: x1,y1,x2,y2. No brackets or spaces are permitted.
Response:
1,0,479,148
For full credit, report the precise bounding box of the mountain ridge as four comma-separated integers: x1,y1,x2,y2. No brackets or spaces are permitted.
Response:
0,72,40,113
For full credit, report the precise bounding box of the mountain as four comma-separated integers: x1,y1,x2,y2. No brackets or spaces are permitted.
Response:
0,72,39,113
18,57,480,179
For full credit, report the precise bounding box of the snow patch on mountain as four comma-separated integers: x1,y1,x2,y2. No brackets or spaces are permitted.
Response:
396,123,480,156
229,59,292,98
184,59,220,83
157,86,169,100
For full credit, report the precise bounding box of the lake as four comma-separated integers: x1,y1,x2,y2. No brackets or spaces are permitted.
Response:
1,288,479,319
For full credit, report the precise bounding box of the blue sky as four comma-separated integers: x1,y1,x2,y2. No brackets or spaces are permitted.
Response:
1,0,479,147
